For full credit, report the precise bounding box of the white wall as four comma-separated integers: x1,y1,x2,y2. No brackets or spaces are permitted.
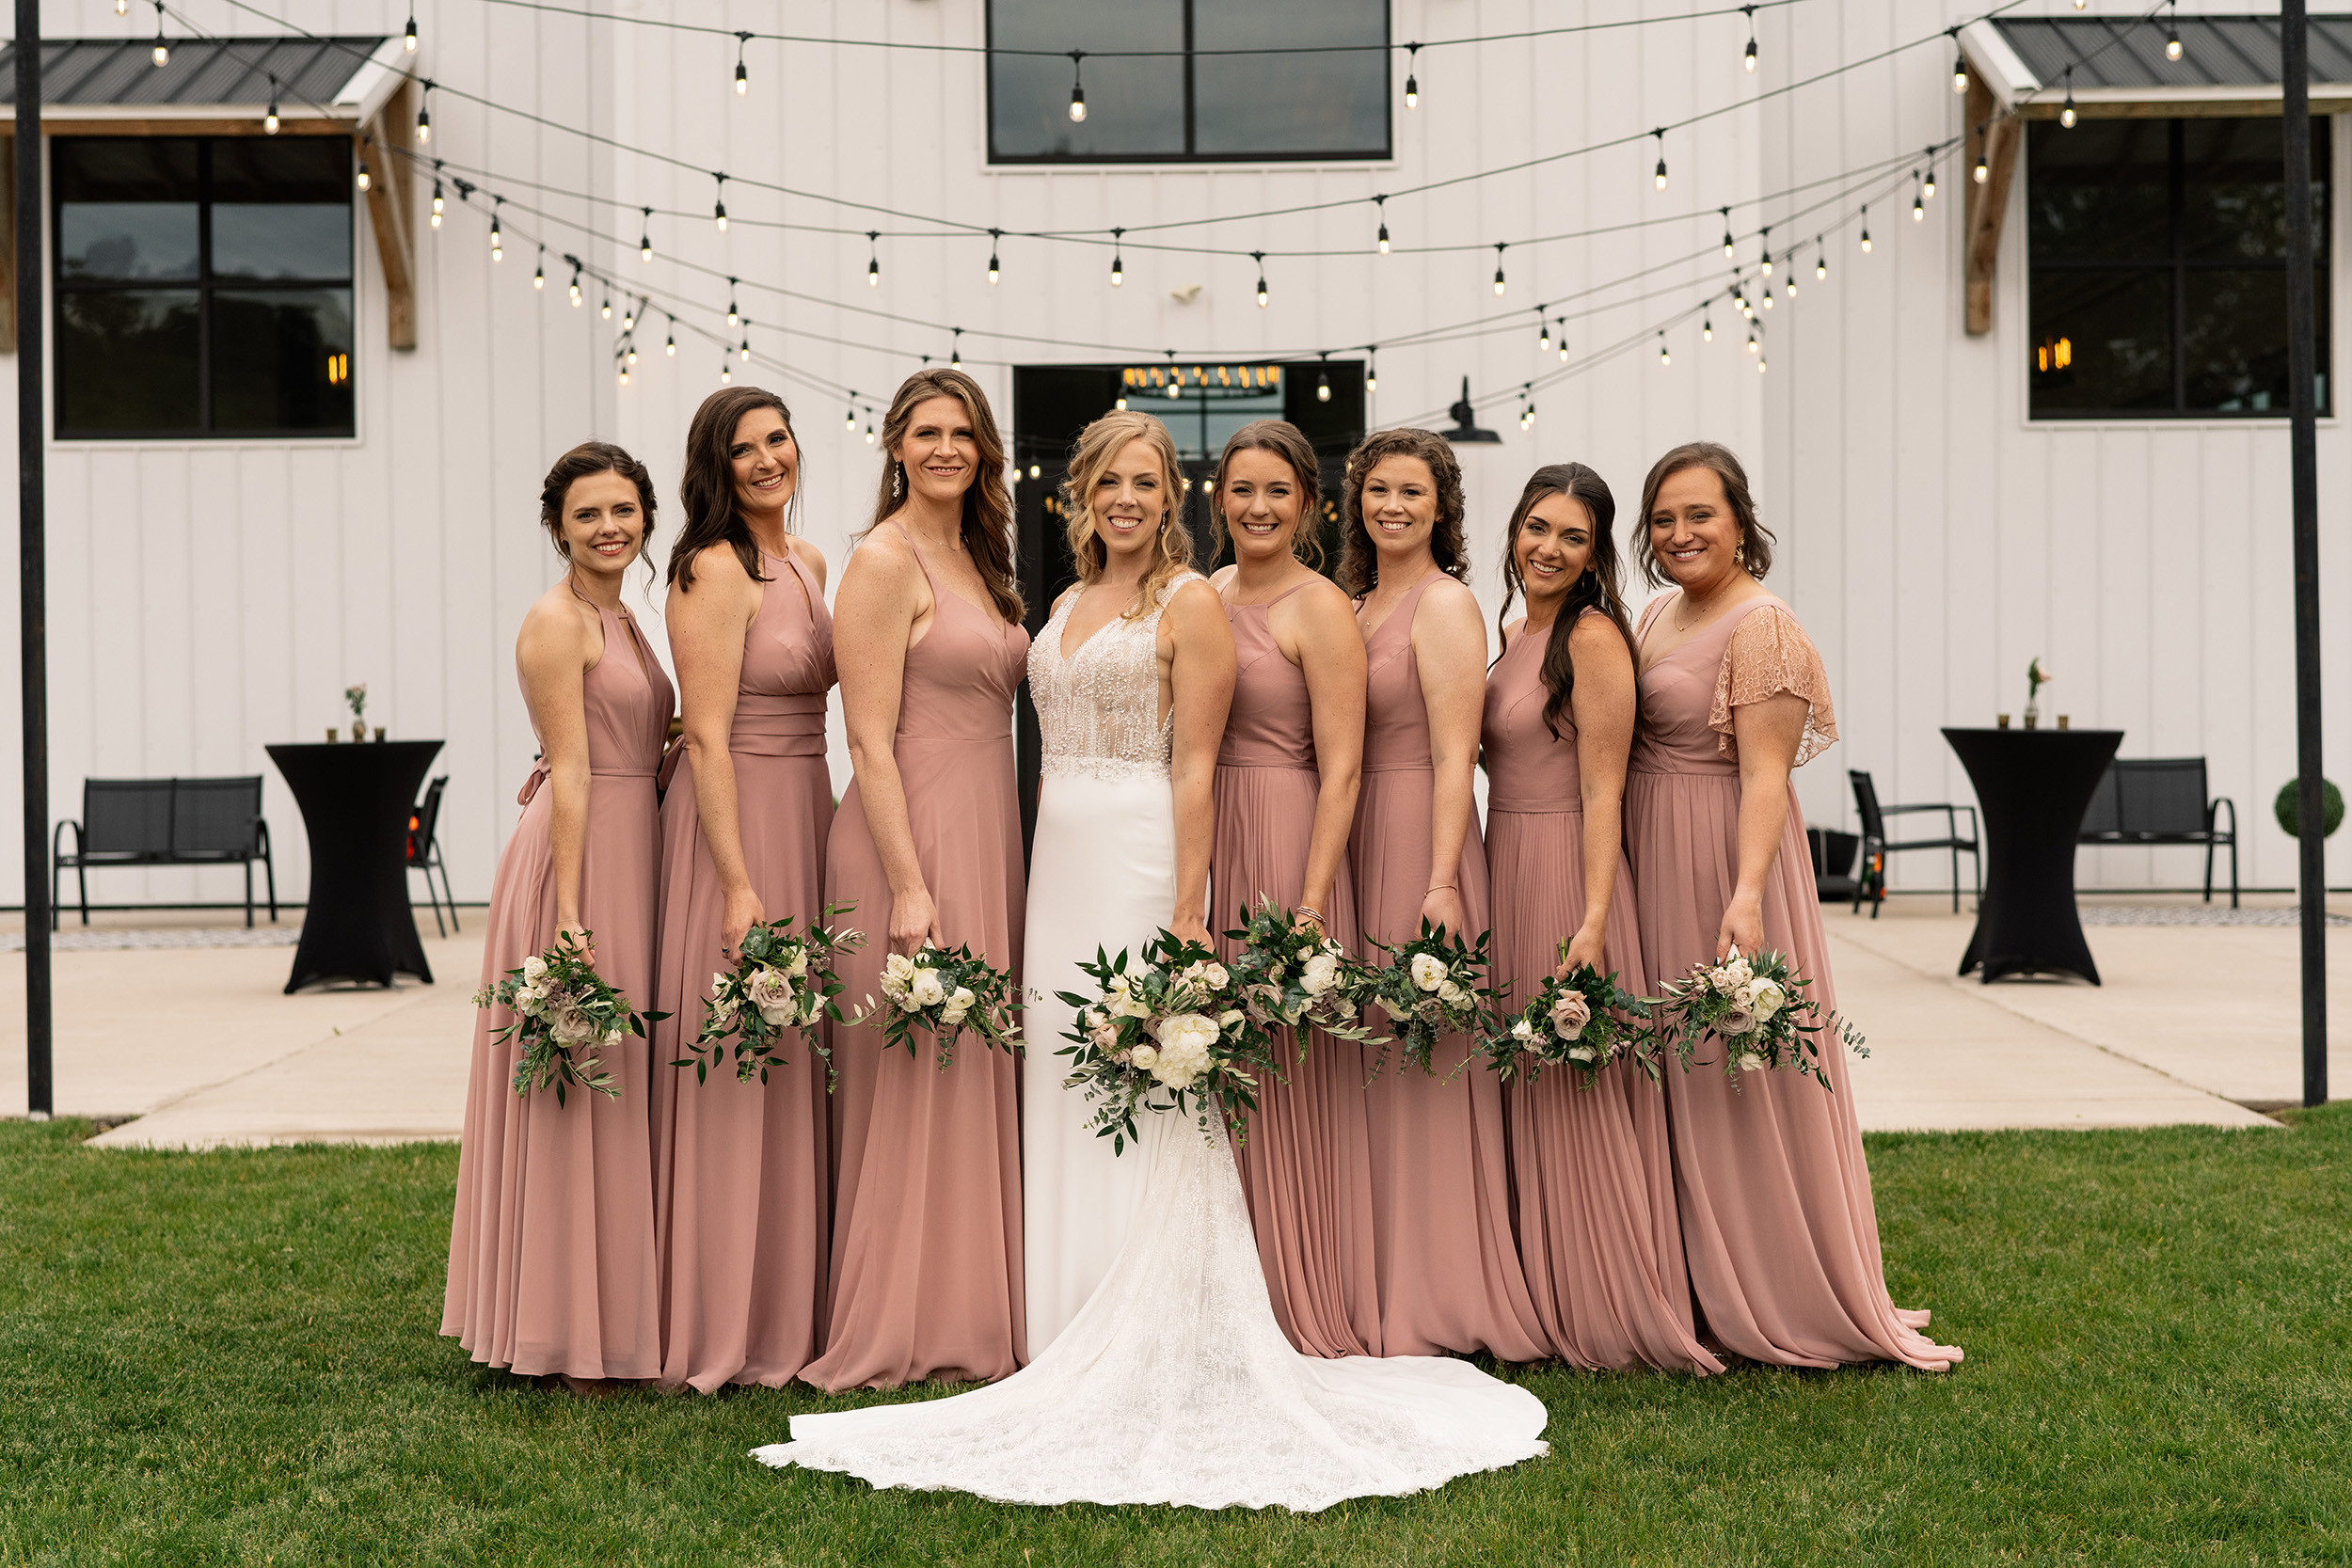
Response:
0,0,2341,911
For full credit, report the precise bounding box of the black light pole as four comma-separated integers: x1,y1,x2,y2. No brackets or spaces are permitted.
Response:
15,0,48,1121
2283,0,2328,1110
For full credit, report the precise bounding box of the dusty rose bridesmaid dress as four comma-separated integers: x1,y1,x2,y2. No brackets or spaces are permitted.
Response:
1348,574,1548,1362
443,591,673,1380
803,523,1029,1391
1484,615,1720,1373
649,548,835,1391
1627,592,1961,1370
1210,580,1381,1360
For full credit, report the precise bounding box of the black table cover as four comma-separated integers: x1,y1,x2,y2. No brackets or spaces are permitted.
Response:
266,740,443,992
1942,727,2123,985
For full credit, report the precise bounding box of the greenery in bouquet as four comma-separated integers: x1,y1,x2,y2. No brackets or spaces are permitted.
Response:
1480,951,1656,1087
1359,920,1499,1080
1055,934,1280,1153
1223,897,1383,1059
471,934,666,1105
675,907,866,1088
1653,945,1867,1089
846,942,1024,1068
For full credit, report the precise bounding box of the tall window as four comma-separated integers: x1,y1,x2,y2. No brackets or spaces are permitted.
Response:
2027,118,2328,419
54,136,357,439
988,0,1389,164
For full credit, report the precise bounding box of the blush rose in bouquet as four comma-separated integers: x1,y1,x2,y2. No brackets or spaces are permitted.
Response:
1479,948,1656,1087
1055,934,1280,1152
676,906,866,1088
471,933,666,1105
1652,945,1867,1089
1223,897,1383,1060
1359,919,1501,1081
845,941,1024,1069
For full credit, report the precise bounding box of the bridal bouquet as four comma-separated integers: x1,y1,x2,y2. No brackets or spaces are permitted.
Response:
1359,921,1500,1080
847,942,1024,1068
675,908,866,1087
1055,935,1279,1152
1480,953,1656,1087
1224,898,1382,1055
1652,945,1866,1089
472,935,665,1105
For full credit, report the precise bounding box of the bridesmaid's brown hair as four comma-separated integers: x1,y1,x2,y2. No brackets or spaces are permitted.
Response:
1209,419,1324,568
540,440,658,581
1496,463,1638,741
868,368,1023,624
1336,426,1467,597
670,385,797,592
1061,409,1195,621
1634,440,1776,586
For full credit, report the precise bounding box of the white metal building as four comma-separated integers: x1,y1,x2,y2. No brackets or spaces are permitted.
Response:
0,0,2344,916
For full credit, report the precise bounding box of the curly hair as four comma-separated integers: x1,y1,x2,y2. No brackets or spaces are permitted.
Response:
1495,463,1637,741
1634,440,1776,587
1061,409,1195,620
1336,426,1467,597
539,439,657,583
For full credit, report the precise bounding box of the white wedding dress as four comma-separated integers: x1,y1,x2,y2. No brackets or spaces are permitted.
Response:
752,574,1549,1511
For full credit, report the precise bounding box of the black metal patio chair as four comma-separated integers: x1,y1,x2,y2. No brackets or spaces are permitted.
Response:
406,774,458,937
2077,757,2238,908
1850,768,1980,917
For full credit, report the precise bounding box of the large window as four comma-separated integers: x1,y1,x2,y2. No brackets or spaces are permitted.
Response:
988,0,1389,163
2027,118,2328,419
54,136,356,439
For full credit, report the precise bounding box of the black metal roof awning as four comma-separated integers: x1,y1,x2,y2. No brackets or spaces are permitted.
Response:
0,36,405,126
1964,14,2352,117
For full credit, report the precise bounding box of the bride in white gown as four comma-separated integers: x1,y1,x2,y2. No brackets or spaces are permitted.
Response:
753,412,1549,1511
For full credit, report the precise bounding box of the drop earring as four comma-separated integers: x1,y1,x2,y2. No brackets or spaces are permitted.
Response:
893,462,904,500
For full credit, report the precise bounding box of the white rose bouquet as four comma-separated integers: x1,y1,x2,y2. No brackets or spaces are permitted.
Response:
1652,944,1866,1088
845,940,1024,1069
675,905,866,1089
1479,950,1656,1087
470,934,665,1104
1223,898,1383,1059
1055,934,1279,1153
1359,919,1501,1081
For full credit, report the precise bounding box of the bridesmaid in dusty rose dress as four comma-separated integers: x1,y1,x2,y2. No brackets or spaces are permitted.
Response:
648,388,835,1392
443,442,673,1393
1337,429,1547,1363
1626,441,1961,1370
1206,420,1380,1360
1484,463,1720,1374
803,370,1030,1392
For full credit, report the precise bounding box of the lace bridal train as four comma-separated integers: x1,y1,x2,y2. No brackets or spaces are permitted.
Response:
751,1101,1549,1511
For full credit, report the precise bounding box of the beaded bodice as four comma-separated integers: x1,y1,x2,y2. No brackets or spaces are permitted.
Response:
1029,574,1198,782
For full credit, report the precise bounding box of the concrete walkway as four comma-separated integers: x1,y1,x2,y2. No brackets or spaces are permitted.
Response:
2,895,2341,1148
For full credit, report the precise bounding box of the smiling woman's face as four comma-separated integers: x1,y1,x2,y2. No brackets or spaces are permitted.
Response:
1092,436,1169,559
1217,446,1306,563
559,469,646,569
728,406,796,520
1515,490,1596,607
1359,454,1438,562
897,394,979,506
1647,464,1743,596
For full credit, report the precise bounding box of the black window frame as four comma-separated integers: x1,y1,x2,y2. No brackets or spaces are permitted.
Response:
51,134,358,441
2026,115,2331,420
985,0,1391,166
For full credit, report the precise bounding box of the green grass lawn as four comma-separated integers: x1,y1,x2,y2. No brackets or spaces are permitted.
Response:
1,1108,2346,1567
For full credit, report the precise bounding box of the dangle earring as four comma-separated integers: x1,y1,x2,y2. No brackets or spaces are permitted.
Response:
893,462,905,500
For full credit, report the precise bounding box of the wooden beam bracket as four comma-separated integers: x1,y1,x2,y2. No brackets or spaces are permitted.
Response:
1963,80,2024,337
359,79,416,351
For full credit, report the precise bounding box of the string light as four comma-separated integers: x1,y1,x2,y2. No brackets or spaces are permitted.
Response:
569,261,583,305
532,245,546,289
600,291,612,320
1110,229,1125,286
430,175,444,227
639,208,653,262
1951,31,1968,93
846,401,857,431
1316,354,1331,403
116,0,127,12
987,229,1002,285
1923,151,1937,199
1913,172,1926,221
263,75,279,135
1816,241,1827,281
1557,322,1570,361
1375,195,1391,255
2061,68,2077,129
355,153,371,192
1759,282,1773,309
1492,242,1507,296
867,231,881,287
415,80,432,143
721,356,733,386
151,2,168,67
2166,1,2183,61
1366,347,1378,392
405,11,418,52
735,31,751,95
1405,42,1421,108
1741,4,1757,71
866,422,877,446
1166,350,1182,397
1757,353,1768,374
1028,463,1041,478
950,328,963,370
1252,251,1268,308
1653,129,1669,191
1860,205,1872,251
1536,310,1551,351
1747,328,1759,355
626,341,638,366
622,298,637,331
713,174,728,231
665,317,675,356
1760,230,1773,275
739,332,752,363
490,198,503,260
1658,331,1671,367
1067,50,1088,122
726,279,740,328
1721,206,1736,260
1702,314,1713,341
1784,260,1796,297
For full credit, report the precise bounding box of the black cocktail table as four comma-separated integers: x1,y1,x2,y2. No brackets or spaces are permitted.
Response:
265,740,443,992
1941,727,2123,984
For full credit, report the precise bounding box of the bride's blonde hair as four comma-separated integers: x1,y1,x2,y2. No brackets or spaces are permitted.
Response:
1061,410,1194,620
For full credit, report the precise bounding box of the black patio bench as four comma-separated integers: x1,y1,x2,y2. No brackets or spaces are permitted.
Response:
2077,756,2238,908
52,775,278,928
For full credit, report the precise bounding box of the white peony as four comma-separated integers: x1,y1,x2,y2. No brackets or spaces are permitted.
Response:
1300,952,1341,997
910,968,946,1007
1738,1052,1768,1073
1746,976,1788,1022
1218,1009,1245,1033
1129,1044,1160,1071
1200,961,1230,990
1151,1013,1219,1088
1438,979,1468,1007
1410,952,1449,992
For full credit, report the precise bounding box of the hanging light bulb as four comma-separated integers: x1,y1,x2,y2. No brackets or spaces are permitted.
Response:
1068,50,1088,121
626,343,638,367
569,266,582,306
1760,232,1773,275
1759,287,1772,310
867,231,881,288
1405,42,1421,108
2166,3,2183,61
1952,34,1969,94
866,423,877,446
1923,157,1938,200
1974,127,1991,184
1757,355,1768,374
1492,242,1507,296
618,365,630,387
950,329,962,371
117,0,128,12
1537,312,1551,351
1110,229,1125,286
622,300,636,331
721,359,733,386
1703,315,1714,341
1722,207,1736,260
1785,267,1796,297
532,248,546,290
735,31,751,95
739,335,751,363
1252,251,1268,308
1558,325,1570,362
151,2,169,67
639,208,653,263
1366,349,1378,391
1913,174,1926,221
356,156,371,192
600,293,612,321
846,402,857,432
1860,207,1873,252
405,12,418,52
1742,4,1757,72
1375,196,1391,255
987,230,1002,285
263,77,280,135
664,319,676,356
2061,69,2078,129
431,176,445,229
1653,130,1669,191
490,201,503,260
1816,243,1827,282
1316,359,1331,403
415,84,431,142
713,174,729,231
1659,332,1671,367
726,280,740,329
1747,328,1759,355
